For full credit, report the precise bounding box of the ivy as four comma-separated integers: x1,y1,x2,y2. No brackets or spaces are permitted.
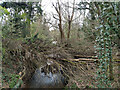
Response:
94,2,119,88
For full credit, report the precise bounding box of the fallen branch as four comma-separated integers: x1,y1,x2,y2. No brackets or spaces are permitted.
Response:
69,58,98,62
74,55,98,59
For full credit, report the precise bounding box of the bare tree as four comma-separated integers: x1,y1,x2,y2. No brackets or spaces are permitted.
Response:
65,0,75,39
52,0,65,43
52,0,79,43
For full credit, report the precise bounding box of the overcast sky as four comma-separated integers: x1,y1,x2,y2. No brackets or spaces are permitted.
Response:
41,0,80,14
41,0,55,14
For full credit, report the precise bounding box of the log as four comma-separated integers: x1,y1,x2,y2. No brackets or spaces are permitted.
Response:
74,55,98,59
69,58,98,62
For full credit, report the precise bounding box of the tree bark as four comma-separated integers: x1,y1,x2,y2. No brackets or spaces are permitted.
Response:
53,1,65,43
67,0,75,40
67,20,71,39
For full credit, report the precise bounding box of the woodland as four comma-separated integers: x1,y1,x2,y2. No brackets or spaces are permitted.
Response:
0,0,120,89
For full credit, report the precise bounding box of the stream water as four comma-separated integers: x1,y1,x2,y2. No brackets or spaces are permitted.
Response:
29,67,67,88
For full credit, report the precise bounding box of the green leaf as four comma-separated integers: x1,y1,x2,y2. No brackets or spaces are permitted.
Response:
0,6,10,15
21,13,27,19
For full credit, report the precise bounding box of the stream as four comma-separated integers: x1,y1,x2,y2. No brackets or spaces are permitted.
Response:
29,65,68,88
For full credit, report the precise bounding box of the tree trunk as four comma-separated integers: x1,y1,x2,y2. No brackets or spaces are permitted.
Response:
109,58,114,80
67,21,71,39
58,23,65,43
52,1,65,43
27,19,31,37
67,0,75,41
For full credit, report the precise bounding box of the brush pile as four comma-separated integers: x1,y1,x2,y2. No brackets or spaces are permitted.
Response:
2,38,77,87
